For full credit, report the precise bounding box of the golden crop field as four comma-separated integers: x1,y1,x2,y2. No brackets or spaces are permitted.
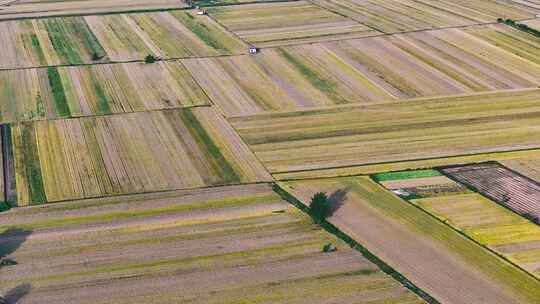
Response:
279,177,540,303
0,60,209,123
0,184,426,304
503,157,540,182
207,1,380,47
0,0,188,21
8,108,271,206
412,193,540,278
231,88,540,173
312,0,539,33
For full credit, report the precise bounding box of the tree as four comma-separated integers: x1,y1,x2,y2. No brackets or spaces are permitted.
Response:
144,54,157,64
310,192,330,224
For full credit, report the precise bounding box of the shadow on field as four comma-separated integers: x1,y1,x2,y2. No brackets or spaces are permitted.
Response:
1,283,32,304
328,188,349,217
0,228,32,268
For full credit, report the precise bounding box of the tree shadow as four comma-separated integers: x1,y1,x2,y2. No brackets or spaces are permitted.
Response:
2,283,32,304
0,228,32,268
327,188,349,217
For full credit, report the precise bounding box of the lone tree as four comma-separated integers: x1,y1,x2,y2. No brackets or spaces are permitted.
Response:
144,54,157,64
310,192,330,224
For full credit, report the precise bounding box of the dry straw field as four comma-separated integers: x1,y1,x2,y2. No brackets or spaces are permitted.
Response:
280,177,540,304
7,108,271,206
0,61,209,123
187,24,540,116
231,88,540,173
311,0,539,33
0,184,426,304
207,1,380,47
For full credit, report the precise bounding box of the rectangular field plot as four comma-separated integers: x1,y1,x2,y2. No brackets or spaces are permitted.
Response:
0,11,246,69
207,1,380,47
279,177,540,303
86,11,247,60
318,24,540,99
8,108,271,206
0,184,426,304
0,17,106,68
184,48,394,116
230,88,540,173
412,193,540,279
0,61,209,123
312,0,539,33
375,170,470,199
442,163,540,221
0,0,188,21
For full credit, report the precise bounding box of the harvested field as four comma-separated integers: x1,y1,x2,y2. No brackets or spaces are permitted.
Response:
230,88,540,173
280,177,540,303
0,61,209,123
412,193,540,278
523,18,540,30
8,108,271,206
0,184,426,304
0,0,188,21
442,163,540,221
312,0,539,33
502,156,540,182
184,48,393,116
189,24,540,116
207,1,380,47
0,17,106,68
274,148,540,181
316,24,540,99
0,11,246,69
85,10,247,61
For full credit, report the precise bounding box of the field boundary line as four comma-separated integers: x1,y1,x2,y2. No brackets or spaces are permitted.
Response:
305,0,385,34
270,146,540,176
0,0,301,22
10,180,274,209
272,183,441,304
385,167,540,285
1,104,211,126
0,18,533,72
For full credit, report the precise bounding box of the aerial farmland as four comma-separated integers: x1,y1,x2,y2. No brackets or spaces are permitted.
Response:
2,0,540,303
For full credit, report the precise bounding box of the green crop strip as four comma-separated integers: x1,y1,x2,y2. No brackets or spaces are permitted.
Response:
46,67,71,117
90,73,111,115
19,123,47,204
372,169,441,182
179,109,240,183
279,49,348,104
174,12,228,51
43,17,106,64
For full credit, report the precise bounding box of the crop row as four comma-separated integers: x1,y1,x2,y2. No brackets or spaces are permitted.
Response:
0,11,246,69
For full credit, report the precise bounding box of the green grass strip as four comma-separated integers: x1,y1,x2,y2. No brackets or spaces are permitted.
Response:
373,169,441,182
179,109,240,183
279,48,348,104
19,123,47,204
47,67,71,117
174,12,227,51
